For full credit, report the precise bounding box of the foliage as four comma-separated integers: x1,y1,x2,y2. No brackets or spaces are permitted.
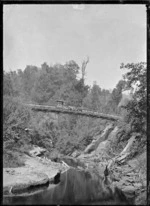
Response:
4,59,136,167
106,80,125,114
23,65,39,97
83,82,112,113
55,115,109,155
3,96,31,142
28,112,59,151
3,150,25,168
3,71,14,96
120,62,146,135
3,96,32,167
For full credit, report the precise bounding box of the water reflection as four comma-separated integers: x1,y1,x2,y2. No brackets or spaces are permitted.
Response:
3,168,133,205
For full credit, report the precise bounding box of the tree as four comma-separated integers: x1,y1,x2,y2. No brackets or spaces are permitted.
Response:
31,70,55,104
3,72,14,96
64,60,80,82
3,96,31,143
81,56,89,83
84,81,102,111
22,65,39,99
106,80,125,114
120,62,146,134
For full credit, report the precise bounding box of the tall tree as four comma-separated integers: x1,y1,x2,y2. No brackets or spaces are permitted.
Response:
84,82,101,111
22,65,39,99
120,62,146,134
106,80,125,114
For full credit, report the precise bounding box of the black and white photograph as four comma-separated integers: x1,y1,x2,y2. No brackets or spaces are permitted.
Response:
3,3,147,205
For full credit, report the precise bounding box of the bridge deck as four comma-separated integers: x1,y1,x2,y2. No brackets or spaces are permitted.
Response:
24,104,121,121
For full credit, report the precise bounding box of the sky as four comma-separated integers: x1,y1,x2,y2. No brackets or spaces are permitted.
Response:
3,4,146,90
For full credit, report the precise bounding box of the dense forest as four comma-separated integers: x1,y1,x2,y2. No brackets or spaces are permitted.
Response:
3,60,146,168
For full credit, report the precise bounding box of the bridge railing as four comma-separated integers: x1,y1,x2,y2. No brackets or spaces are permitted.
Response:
23,103,121,121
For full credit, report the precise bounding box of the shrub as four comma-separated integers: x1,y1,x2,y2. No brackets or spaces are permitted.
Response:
3,96,31,167
3,150,25,168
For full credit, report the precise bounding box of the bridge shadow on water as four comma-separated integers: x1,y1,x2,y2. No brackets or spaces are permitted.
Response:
3,168,134,205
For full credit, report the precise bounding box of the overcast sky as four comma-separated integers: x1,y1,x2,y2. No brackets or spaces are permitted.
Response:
3,4,146,89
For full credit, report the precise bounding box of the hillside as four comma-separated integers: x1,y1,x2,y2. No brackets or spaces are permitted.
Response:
3,61,147,205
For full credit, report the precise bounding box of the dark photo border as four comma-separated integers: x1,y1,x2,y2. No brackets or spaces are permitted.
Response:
1,0,149,205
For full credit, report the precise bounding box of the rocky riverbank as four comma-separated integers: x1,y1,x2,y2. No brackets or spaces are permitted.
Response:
3,123,147,205
75,124,147,205
3,153,67,196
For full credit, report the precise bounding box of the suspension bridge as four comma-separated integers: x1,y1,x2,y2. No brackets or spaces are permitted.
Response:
24,104,121,121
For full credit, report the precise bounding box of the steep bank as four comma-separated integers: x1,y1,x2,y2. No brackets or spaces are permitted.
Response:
76,123,147,205
3,122,146,205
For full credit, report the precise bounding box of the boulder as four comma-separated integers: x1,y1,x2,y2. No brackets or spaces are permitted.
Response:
122,185,135,194
71,150,81,158
29,146,46,157
3,155,67,197
11,177,49,195
3,171,49,195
